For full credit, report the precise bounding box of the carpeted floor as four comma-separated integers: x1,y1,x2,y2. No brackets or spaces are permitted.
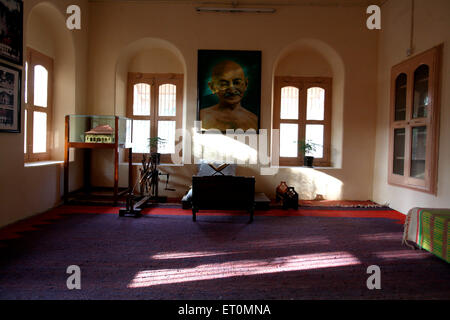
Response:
0,205,449,300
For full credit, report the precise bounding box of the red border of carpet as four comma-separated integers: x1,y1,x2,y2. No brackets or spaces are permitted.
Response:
0,205,405,243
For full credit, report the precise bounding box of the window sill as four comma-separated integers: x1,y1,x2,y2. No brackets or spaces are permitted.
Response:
24,160,64,168
274,165,340,170
127,162,185,167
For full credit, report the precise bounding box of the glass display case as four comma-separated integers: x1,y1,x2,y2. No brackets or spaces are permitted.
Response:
64,115,133,205
67,115,132,147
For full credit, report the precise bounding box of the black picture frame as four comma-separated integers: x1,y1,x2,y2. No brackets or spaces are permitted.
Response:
0,0,23,66
0,62,21,133
197,50,261,133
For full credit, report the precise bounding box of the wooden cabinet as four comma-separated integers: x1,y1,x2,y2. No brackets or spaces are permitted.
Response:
388,45,442,194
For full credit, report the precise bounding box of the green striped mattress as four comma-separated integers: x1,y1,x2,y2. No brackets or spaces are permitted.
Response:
403,208,450,263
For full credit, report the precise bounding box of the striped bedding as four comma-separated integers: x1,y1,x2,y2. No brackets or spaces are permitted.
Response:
403,207,450,263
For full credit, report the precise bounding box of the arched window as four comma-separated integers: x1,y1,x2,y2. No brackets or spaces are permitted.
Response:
133,83,151,116
24,48,53,162
274,77,332,166
127,74,183,163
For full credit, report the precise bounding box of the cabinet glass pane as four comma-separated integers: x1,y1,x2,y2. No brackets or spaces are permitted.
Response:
132,120,150,154
118,117,132,146
306,87,325,120
305,124,324,158
394,73,407,121
158,84,176,116
412,65,429,119
157,120,176,154
393,128,405,175
133,83,151,116
280,123,298,157
69,115,116,143
411,126,427,179
280,87,299,120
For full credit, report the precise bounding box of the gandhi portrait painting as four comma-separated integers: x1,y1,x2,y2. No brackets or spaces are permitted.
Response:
197,50,261,132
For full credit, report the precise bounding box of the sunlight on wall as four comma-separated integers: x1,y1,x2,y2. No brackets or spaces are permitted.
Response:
288,167,343,200
193,130,258,164
128,251,360,288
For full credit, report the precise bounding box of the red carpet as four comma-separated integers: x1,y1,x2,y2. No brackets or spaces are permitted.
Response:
0,204,405,243
0,204,449,300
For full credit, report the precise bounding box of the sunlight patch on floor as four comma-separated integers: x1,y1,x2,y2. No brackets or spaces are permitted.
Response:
359,233,401,241
245,236,331,247
374,250,431,260
151,250,244,260
151,237,331,260
128,251,360,288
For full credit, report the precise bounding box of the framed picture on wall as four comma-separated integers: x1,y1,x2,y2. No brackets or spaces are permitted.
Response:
0,0,23,65
0,62,21,133
197,50,261,132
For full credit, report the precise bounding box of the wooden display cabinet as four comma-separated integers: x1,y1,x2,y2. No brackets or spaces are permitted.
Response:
64,115,133,205
388,45,442,194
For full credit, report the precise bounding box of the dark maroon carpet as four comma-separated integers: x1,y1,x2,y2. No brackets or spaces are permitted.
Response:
0,208,449,300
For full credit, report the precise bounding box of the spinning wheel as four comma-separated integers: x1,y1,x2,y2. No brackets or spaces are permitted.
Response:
119,152,175,217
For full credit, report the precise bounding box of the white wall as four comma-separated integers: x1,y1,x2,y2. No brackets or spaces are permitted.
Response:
372,0,450,213
5,1,424,227
0,0,89,228
87,2,378,201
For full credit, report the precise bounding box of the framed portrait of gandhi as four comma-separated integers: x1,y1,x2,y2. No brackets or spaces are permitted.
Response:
197,50,261,132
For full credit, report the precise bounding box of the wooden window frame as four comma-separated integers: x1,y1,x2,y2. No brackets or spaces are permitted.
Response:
388,45,442,194
127,72,183,164
24,47,53,162
273,76,332,167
